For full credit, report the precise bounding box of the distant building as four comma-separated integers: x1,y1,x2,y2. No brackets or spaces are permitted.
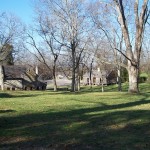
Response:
82,69,117,85
0,65,47,90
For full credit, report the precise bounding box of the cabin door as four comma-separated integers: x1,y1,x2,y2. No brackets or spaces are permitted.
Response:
93,77,96,85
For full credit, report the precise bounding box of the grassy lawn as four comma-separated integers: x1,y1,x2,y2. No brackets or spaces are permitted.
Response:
0,83,150,149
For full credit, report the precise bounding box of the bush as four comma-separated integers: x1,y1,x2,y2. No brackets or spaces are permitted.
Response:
139,73,148,83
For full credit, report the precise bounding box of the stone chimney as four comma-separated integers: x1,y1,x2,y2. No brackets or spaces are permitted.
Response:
35,66,38,75
0,65,4,90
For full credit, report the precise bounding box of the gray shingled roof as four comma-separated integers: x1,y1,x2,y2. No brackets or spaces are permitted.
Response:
3,65,27,79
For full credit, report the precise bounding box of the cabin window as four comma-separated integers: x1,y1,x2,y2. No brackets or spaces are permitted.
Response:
93,77,96,85
12,87,15,91
100,78,102,83
87,78,89,85
7,87,10,90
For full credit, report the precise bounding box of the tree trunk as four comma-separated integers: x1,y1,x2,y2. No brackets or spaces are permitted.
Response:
99,67,104,92
78,76,80,91
117,65,122,91
53,60,57,92
0,65,4,91
71,68,76,92
75,65,80,91
89,70,92,89
71,41,76,92
53,75,57,92
89,58,94,90
71,52,76,92
128,62,139,93
101,81,104,92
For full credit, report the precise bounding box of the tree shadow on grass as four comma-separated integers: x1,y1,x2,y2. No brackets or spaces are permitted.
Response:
0,94,150,150
0,93,13,98
71,92,150,106
0,92,42,99
49,86,150,95
0,109,16,113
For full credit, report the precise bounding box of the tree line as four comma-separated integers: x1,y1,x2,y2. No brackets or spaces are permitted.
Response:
0,0,150,93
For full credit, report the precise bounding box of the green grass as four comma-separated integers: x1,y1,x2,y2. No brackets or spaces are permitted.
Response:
0,83,150,149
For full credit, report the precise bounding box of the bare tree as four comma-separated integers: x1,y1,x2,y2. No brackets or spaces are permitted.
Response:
0,12,25,90
89,0,150,93
25,23,61,91
0,13,24,65
37,15,62,91
36,0,90,92
113,0,149,93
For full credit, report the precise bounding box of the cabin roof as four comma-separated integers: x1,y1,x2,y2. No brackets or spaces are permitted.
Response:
83,70,107,78
3,65,27,79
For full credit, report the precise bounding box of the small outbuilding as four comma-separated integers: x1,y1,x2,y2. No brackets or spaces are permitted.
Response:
0,65,47,90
